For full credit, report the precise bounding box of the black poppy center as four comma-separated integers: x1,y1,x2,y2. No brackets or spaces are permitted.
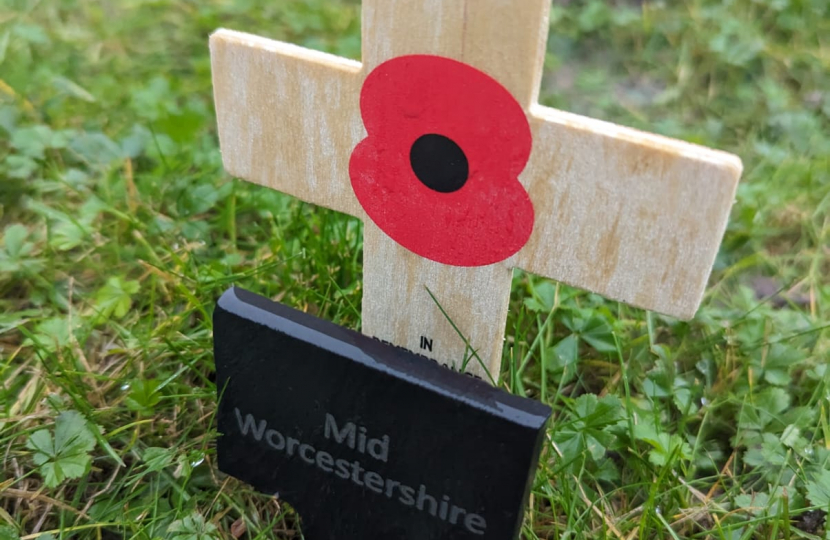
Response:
409,134,469,193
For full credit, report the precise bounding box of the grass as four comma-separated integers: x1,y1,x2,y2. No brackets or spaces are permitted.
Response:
0,0,828,538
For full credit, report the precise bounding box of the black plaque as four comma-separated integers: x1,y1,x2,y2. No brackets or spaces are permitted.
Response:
214,287,551,540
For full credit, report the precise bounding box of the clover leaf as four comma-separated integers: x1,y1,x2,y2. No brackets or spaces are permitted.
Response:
805,469,830,508
0,524,20,540
633,423,693,467
94,276,140,320
168,512,219,540
553,394,623,464
26,411,96,487
0,224,43,275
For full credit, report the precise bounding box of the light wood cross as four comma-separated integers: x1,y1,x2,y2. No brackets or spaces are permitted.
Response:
210,0,742,382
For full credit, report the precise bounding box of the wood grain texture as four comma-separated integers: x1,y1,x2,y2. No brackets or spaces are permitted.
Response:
361,0,550,108
210,30,366,219
362,224,514,381
210,0,743,382
513,105,743,319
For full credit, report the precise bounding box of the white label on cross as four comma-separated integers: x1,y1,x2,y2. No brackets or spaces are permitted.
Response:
210,0,743,382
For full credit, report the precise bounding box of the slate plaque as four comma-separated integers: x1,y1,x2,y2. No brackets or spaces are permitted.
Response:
214,287,551,540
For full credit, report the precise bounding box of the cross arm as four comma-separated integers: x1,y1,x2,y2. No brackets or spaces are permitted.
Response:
210,30,366,219
516,105,743,320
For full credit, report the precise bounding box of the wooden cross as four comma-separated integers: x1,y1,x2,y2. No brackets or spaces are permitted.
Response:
210,0,742,382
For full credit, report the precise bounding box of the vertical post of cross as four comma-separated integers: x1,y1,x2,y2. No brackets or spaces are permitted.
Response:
358,0,553,380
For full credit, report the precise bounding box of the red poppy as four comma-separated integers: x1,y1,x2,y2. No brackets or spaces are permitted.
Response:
349,55,534,267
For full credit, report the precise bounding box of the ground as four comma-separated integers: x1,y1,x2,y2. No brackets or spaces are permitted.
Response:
0,0,828,539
